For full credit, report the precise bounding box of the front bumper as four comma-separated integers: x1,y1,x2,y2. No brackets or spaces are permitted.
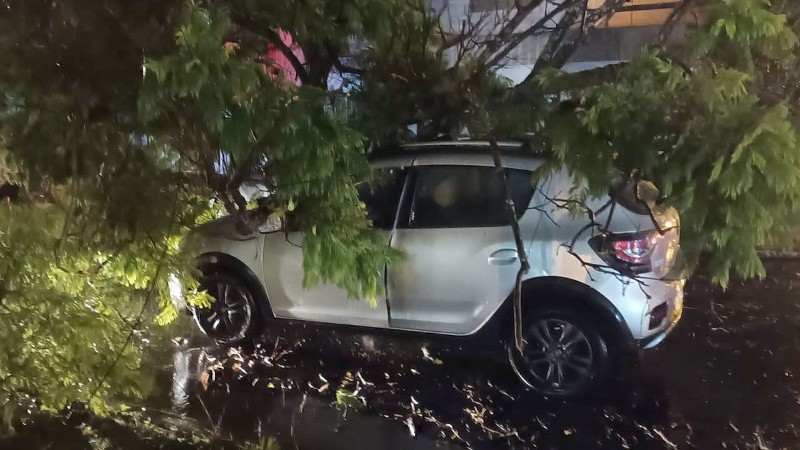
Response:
639,280,684,349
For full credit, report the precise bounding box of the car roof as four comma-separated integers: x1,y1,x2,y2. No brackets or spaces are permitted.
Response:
370,140,546,171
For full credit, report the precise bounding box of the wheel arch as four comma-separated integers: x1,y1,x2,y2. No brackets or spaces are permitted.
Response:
197,252,274,319
518,276,636,351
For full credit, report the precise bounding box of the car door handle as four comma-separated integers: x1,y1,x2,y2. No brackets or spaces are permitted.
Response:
488,249,518,266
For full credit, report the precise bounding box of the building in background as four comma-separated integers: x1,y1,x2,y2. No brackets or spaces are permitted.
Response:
433,0,692,83
567,1,689,72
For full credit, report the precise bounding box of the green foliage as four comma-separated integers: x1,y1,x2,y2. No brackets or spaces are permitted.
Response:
0,1,216,417
0,1,212,418
140,3,401,301
0,0,410,425
538,0,800,287
348,5,513,143
0,144,219,422
0,200,203,424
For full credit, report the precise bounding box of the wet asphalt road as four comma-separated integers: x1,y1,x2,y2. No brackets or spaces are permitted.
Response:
157,258,800,449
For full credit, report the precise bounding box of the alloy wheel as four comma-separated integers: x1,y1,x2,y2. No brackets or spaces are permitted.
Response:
520,318,594,391
194,275,253,343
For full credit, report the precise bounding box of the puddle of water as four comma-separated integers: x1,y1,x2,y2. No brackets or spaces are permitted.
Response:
159,334,465,449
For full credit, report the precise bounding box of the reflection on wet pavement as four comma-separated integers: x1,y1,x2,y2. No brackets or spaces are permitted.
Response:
160,259,800,449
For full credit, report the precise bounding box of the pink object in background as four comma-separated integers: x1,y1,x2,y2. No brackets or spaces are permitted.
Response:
265,29,305,86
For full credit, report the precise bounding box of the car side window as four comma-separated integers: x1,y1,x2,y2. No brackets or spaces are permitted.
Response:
407,166,534,228
357,167,408,230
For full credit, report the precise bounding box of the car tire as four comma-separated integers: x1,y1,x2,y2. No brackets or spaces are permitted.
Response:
508,306,609,397
192,270,262,346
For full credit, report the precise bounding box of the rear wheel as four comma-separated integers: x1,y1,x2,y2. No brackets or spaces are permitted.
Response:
192,271,260,345
508,307,609,396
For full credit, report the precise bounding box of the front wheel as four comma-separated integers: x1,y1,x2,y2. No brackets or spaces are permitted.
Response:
508,307,609,397
192,271,261,346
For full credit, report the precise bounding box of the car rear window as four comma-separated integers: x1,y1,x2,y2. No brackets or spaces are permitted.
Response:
408,166,534,228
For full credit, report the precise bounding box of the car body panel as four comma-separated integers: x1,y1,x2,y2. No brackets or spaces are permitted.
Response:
261,230,390,328
387,153,545,335
192,219,267,290
387,226,520,334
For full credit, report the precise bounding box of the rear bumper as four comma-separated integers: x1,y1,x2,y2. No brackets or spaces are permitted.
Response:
639,281,684,349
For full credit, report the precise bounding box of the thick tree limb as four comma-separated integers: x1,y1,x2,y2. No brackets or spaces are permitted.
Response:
511,0,629,84
476,0,547,63
529,6,583,72
489,139,530,351
486,0,577,68
658,0,695,45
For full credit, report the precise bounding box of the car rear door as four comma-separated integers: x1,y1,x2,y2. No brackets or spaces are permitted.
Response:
386,162,536,335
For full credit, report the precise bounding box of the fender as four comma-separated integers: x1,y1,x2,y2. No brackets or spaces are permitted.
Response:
197,252,274,319
477,276,636,351
523,276,635,349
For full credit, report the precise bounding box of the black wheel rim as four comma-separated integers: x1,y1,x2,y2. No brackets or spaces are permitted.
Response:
194,276,253,343
521,319,594,391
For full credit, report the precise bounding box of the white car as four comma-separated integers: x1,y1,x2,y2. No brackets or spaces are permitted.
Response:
190,141,684,396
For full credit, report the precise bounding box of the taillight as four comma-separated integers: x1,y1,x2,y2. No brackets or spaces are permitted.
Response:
589,230,659,274
612,237,655,264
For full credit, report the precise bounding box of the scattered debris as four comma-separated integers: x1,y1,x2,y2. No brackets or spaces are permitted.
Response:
405,417,416,437
182,262,800,450
652,428,677,449
421,346,443,365
754,426,772,450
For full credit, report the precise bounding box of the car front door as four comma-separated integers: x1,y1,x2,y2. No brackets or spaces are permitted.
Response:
387,164,535,335
261,166,408,328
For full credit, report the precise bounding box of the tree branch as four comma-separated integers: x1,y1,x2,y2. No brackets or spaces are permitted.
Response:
476,0,547,63
324,41,364,76
485,0,577,68
658,0,695,45
517,0,630,85
489,139,530,351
